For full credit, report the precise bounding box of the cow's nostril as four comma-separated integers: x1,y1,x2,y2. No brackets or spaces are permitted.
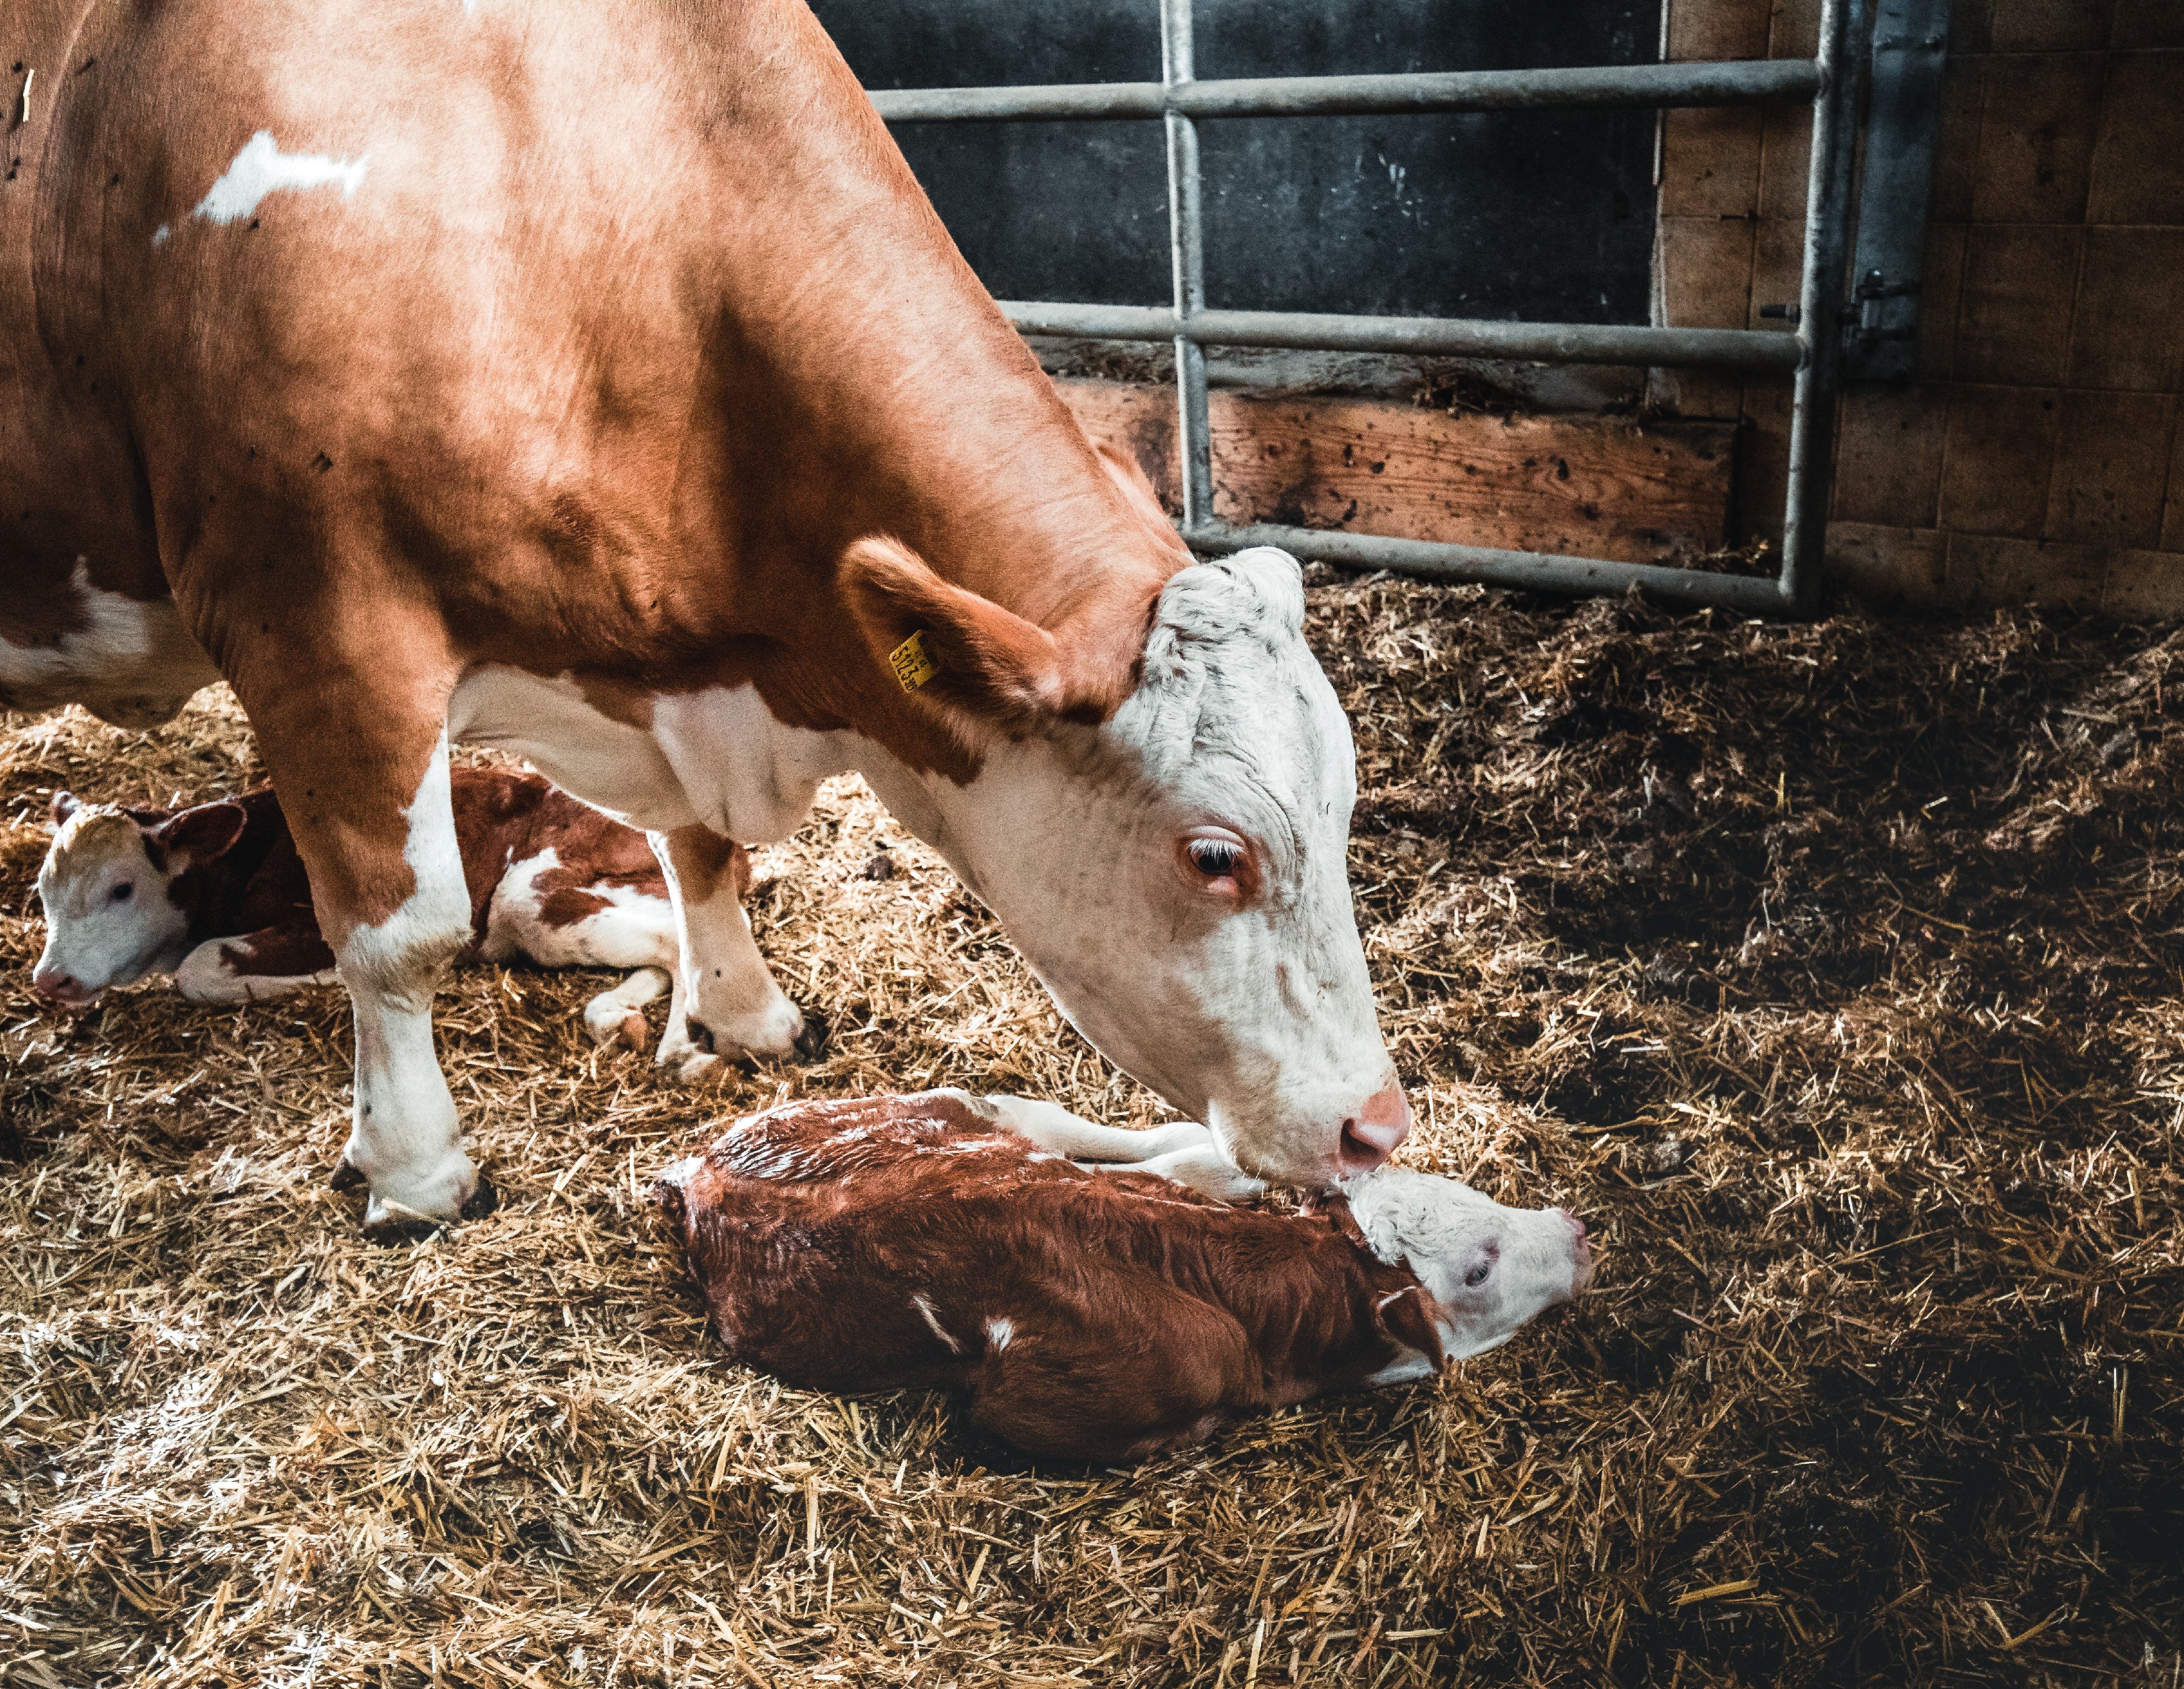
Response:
32,969,80,1003
1337,1085,1411,1176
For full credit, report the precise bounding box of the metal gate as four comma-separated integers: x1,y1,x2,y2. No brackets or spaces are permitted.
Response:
869,0,1868,613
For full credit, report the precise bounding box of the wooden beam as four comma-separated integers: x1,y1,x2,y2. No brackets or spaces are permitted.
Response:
1055,378,1735,565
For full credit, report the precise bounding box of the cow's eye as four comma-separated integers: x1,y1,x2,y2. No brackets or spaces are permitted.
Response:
110,883,134,903
1464,1262,1492,1288
1186,839,1242,879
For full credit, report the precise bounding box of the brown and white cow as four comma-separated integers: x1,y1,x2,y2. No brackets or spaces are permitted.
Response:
31,769,683,1048
1,0,1405,1226
655,1091,1592,1463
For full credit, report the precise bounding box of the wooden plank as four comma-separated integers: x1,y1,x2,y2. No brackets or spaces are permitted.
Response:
1055,379,1734,564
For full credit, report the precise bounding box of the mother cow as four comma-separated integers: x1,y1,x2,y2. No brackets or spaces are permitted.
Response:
2,0,1408,1224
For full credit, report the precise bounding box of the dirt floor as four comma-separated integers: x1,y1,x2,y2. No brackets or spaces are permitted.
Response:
1,577,2179,1688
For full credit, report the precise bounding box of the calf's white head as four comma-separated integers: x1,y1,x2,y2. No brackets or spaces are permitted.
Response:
32,793,244,1005
845,537,1406,1190
1348,1168,1593,1359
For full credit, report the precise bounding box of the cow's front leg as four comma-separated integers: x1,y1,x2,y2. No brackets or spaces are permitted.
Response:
648,825,812,1079
245,691,484,1228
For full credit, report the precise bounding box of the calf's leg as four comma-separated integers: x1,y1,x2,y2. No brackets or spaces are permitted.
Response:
583,966,671,1049
173,925,339,1003
978,1096,1267,1201
480,855,679,1051
648,825,811,1078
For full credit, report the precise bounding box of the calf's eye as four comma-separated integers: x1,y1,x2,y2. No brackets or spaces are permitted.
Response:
110,883,134,903
1464,1262,1492,1287
1186,839,1241,879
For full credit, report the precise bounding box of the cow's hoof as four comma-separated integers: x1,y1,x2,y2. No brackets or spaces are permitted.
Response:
791,1012,829,1063
676,1050,726,1086
329,1159,367,1193
363,1211,444,1248
615,1011,649,1053
461,1174,500,1222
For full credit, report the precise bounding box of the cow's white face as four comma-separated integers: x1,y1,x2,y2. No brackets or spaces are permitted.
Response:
1348,1167,1592,1360
33,802,189,1003
890,550,1406,1189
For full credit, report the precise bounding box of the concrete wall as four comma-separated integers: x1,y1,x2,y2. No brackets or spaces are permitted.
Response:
1656,0,2184,613
812,0,1662,323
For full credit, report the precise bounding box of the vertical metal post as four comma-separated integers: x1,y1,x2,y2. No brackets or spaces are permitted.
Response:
1161,0,1215,532
1778,0,1866,608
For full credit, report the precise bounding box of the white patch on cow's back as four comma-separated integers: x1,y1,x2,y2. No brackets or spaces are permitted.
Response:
912,1294,962,1354
192,131,368,225
984,1317,1014,1351
0,559,217,724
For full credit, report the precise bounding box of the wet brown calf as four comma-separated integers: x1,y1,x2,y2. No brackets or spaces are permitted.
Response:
655,1092,1591,1464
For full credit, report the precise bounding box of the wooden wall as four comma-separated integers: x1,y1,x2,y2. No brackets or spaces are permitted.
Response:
1659,0,2184,611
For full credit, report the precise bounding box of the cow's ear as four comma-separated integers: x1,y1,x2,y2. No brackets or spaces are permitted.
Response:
841,536,1069,739
49,790,82,829
152,801,247,872
1373,1284,1449,1373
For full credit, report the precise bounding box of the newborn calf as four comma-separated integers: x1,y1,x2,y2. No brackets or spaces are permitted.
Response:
32,769,701,1048
656,1090,1591,1463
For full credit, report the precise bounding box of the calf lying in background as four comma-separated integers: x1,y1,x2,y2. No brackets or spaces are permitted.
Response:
655,1091,1591,1463
32,769,701,1049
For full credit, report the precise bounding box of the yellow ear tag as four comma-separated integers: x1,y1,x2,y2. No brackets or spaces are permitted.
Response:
889,629,939,693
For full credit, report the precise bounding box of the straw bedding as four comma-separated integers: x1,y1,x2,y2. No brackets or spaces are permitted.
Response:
1,578,2178,1687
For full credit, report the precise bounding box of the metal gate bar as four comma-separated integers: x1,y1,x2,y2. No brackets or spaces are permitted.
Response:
868,0,1865,613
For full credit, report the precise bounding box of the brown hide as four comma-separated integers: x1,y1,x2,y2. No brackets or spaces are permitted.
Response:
655,1094,1446,1464
1,0,1187,934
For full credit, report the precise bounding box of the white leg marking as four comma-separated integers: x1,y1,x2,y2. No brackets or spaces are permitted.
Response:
173,939,338,1005
192,132,368,225
650,834,803,1075
983,1096,1213,1164
982,1097,1264,1201
1124,1145,1270,1204
335,735,477,1225
582,966,671,1049
913,1295,963,1355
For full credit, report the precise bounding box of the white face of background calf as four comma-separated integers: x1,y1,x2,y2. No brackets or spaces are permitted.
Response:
35,809,188,998
1350,1169,1591,1360
950,550,1397,1189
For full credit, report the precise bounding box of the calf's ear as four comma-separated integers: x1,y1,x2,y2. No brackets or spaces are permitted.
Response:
840,535,1070,741
153,802,248,873
1373,1285,1449,1373
49,791,80,829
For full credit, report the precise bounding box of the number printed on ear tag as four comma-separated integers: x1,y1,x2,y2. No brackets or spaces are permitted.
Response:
890,630,939,693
